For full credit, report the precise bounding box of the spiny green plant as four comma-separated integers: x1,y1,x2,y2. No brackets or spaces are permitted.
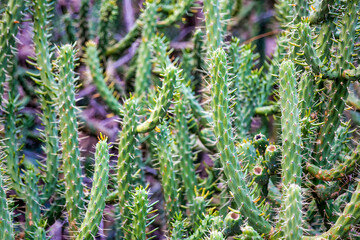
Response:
1,0,360,239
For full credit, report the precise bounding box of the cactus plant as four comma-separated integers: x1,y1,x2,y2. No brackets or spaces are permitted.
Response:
1,0,360,239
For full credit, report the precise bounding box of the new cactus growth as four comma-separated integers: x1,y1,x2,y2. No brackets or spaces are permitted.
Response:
2,0,360,239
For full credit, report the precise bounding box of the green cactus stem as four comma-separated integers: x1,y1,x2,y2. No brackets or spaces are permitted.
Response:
0,169,14,240
55,44,84,234
283,184,302,240
173,93,198,224
98,0,117,65
277,60,302,239
129,186,158,240
31,0,60,202
4,85,23,194
136,65,178,133
24,167,41,238
170,213,186,239
77,0,90,50
203,0,223,50
76,136,110,240
134,1,157,97
208,48,272,235
117,97,139,238
155,123,180,222
279,60,302,186
85,41,124,117
0,0,24,106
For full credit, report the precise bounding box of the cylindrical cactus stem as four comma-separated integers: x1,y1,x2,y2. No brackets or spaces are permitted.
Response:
117,97,139,237
136,65,178,133
4,88,23,194
173,93,198,223
208,48,272,235
55,44,84,234
306,143,359,181
130,186,148,240
129,186,157,240
277,60,302,238
279,60,302,186
77,0,90,50
31,0,60,202
134,1,157,97
299,20,329,77
192,29,205,90
24,167,41,238
98,0,117,66
155,123,180,223
335,0,358,75
85,41,124,117
282,184,302,240
0,0,25,106
0,170,14,239
203,0,223,50
76,136,110,240
314,0,359,167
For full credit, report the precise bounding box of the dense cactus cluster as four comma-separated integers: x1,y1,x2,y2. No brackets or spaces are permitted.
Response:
1,0,360,239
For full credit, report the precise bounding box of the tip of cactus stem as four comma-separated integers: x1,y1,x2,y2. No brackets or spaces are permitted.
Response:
98,132,108,141
267,145,277,152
